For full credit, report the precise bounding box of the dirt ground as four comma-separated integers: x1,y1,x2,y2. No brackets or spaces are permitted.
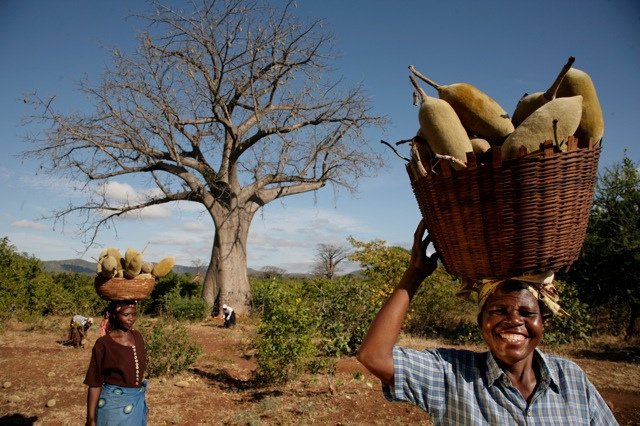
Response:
1,317,639,425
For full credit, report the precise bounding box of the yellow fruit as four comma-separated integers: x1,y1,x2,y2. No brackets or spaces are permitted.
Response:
556,67,604,145
409,65,514,142
502,96,583,160
410,74,471,170
152,256,176,278
512,56,575,127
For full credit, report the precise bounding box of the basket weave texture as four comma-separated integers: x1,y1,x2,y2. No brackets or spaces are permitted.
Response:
408,138,600,281
94,276,155,301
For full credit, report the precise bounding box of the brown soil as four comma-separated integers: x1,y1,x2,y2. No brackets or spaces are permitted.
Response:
1,317,638,425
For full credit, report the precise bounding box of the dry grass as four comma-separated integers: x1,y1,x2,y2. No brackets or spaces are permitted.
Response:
1,317,638,425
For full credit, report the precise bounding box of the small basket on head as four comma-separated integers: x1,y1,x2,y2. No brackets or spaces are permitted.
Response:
94,276,155,301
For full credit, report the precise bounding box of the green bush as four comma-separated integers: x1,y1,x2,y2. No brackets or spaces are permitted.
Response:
139,319,202,377
405,268,482,343
302,276,379,357
253,279,318,383
0,237,78,320
543,280,593,346
51,272,104,315
143,273,207,321
161,286,208,321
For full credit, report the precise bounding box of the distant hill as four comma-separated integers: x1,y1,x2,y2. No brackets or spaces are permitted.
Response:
41,258,201,276
40,260,358,280
41,259,96,274
40,258,262,277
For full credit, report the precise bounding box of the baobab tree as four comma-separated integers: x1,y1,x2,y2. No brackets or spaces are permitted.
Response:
312,243,351,279
23,0,385,314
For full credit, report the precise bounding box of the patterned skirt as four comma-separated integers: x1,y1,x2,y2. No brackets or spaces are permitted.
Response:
97,381,148,425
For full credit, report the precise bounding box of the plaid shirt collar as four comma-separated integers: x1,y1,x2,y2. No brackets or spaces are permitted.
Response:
485,348,560,394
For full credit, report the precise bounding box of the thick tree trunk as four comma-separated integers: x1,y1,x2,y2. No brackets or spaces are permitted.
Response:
201,209,253,316
201,234,220,314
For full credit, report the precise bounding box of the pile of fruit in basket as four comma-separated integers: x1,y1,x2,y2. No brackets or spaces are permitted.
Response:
407,56,603,174
96,247,175,281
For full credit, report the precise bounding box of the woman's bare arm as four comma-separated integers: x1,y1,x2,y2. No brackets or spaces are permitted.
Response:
86,386,101,426
356,219,438,385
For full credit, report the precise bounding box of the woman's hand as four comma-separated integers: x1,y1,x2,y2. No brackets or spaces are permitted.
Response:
408,219,439,280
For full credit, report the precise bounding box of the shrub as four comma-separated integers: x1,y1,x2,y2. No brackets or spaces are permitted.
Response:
303,276,379,357
51,272,104,315
144,273,207,321
253,279,318,383
404,268,482,343
161,286,208,322
0,238,77,320
543,280,593,346
139,319,202,377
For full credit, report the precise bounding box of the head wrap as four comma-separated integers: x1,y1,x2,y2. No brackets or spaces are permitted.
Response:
456,271,567,319
99,301,138,336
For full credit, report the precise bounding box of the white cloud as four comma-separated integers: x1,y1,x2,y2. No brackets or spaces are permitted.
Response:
133,205,172,219
246,207,369,273
11,220,46,230
94,181,172,220
100,181,138,202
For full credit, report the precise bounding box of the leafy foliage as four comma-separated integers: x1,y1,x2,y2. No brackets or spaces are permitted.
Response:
347,237,411,308
406,268,482,343
0,237,91,320
139,319,202,378
562,154,640,337
145,273,206,321
543,280,593,345
303,276,379,357
252,279,317,383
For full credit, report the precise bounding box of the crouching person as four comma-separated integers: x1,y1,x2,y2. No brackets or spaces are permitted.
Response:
68,314,94,348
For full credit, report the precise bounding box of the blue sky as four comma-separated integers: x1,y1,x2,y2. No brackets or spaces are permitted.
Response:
1,0,639,273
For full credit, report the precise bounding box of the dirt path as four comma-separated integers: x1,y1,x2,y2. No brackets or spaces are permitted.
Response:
1,318,638,425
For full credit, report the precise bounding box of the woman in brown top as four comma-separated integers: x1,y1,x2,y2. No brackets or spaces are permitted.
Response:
84,301,148,426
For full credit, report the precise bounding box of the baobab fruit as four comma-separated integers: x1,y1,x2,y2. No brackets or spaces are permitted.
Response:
123,248,143,279
512,56,575,127
97,255,118,279
152,256,176,278
409,65,514,141
141,262,153,274
556,67,604,145
470,137,491,155
502,96,583,160
410,74,471,170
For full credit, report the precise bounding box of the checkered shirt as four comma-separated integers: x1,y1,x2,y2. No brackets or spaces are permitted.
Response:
383,347,618,425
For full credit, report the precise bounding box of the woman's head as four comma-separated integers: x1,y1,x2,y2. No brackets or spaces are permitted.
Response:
479,280,544,367
100,301,138,335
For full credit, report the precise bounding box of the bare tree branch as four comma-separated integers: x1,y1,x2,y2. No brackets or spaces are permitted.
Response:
21,0,386,311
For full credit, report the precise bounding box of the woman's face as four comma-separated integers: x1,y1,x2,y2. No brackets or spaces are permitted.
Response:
114,305,138,332
480,285,543,367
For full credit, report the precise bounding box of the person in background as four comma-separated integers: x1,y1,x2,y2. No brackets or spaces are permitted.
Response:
84,301,148,426
68,314,94,347
222,304,236,328
357,219,617,425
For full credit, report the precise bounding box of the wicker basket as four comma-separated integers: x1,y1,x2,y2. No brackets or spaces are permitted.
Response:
407,137,600,281
94,276,155,301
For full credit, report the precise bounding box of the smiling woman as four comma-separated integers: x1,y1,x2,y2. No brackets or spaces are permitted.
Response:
356,220,619,425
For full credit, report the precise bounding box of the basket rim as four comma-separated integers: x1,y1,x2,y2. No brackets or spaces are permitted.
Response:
94,276,156,301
